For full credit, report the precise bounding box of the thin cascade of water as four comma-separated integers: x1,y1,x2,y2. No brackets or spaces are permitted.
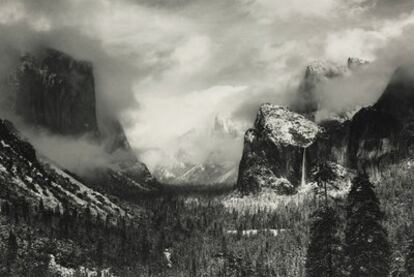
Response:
301,148,306,186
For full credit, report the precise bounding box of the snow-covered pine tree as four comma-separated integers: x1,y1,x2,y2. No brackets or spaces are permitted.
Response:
345,173,390,277
305,207,345,277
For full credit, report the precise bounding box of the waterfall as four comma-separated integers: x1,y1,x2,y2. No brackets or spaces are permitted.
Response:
301,148,306,186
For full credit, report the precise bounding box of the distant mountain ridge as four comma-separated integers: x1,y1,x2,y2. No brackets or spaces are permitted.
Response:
153,115,246,185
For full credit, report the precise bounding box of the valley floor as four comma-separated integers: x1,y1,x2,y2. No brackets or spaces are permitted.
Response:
1,161,414,276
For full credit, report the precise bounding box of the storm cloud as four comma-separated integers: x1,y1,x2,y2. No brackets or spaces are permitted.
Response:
1,0,414,172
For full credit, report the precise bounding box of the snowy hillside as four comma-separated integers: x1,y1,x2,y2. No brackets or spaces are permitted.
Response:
0,119,126,223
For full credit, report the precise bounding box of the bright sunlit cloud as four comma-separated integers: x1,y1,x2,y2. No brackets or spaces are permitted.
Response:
1,0,414,170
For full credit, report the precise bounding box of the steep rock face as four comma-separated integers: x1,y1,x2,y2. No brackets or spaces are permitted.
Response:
345,65,414,177
15,48,99,136
9,48,156,197
306,65,414,179
13,48,139,153
237,64,414,194
308,119,350,168
237,104,321,194
347,108,400,177
374,65,414,122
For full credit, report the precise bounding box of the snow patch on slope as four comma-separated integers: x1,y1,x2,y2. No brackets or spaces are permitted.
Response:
48,162,126,217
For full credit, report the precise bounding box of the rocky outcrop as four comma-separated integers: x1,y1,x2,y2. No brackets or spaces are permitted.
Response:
13,48,138,151
237,60,355,194
345,65,414,177
290,61,347,118
8,47,156,197
238,63,414,194
237,104,321,194
15,48,99,136
290,58,368,120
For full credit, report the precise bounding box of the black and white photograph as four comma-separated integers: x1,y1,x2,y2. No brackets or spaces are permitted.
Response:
0,0,413,276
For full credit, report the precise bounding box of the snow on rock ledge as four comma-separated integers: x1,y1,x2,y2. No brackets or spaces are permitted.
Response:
255,104,320,147
237,104,321,194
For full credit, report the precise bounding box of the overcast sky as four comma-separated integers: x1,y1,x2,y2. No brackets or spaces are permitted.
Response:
1,0,414,169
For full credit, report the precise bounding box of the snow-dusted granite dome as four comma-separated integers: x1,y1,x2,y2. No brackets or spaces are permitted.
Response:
255,104,321,147
237,104,322,194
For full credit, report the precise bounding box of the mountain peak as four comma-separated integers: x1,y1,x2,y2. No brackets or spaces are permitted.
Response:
213,115,244,138
291,58,368,119
304,60,346,80
291,60,347,117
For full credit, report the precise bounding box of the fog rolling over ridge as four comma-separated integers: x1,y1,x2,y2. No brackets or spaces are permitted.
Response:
1,0,414,183
2,1,414,277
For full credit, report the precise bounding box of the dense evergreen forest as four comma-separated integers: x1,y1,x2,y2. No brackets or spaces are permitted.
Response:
1,162,414,276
